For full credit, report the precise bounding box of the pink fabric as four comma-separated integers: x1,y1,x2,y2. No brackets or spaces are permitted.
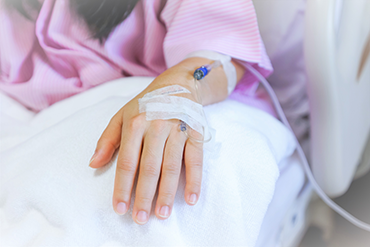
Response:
0,0,272,112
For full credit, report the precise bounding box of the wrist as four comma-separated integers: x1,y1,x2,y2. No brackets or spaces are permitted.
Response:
169,57,228,105
149,56,229,106
154,64,197,94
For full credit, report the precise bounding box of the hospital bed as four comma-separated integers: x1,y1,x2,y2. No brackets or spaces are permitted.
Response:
253,0,370,245
0,0,369,246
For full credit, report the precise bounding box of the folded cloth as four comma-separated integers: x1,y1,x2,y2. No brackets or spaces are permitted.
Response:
0,77,296,246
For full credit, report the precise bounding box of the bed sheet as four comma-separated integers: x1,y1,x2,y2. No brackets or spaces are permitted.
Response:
0,77,296,246
256,154,306,247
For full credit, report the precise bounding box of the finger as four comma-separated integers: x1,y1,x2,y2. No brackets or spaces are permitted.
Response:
184,131,203,206
133,120,170,225
89,108,123,168
155,126,187,219
113,114,146,216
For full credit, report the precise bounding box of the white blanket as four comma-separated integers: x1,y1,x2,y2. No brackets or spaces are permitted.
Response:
0,77,296,246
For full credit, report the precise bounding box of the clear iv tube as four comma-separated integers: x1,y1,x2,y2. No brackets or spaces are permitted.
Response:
244,63,370,232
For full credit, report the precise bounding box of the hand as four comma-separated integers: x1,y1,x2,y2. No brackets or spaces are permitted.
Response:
89,62,205,225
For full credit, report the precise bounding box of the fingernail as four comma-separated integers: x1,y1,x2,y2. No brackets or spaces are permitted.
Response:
116,202,127,215
159,206,170,218
189,194,197,205
136,211,148,224
89,151,98,166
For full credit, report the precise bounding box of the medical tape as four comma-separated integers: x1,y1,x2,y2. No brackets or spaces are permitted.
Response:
139,85,208,136
140,85,191,100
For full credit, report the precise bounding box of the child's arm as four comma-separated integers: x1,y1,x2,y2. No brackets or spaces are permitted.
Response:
89,56,245,225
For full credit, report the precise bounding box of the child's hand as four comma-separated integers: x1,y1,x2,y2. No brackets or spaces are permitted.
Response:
89,62,205,225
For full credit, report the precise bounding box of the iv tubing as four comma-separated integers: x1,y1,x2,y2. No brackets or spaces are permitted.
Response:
244,63,370,232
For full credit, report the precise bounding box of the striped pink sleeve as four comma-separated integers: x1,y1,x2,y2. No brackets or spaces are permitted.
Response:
160,0,273,83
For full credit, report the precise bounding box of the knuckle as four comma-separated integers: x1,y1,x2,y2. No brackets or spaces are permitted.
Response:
188,160,203,169
188,179,202,189
98,130,112,144
150,120,168,136
128,114,146,131
159,191,174,202
167,148,182,161
117,159,137,175
192,132,203,141
144,145,158,159
114,186,130,197
136,195,152,205
187,138,204,150
98,137,116,150
193,179,202,188
185,128,203,142
142,163,159,177
163,162,180,176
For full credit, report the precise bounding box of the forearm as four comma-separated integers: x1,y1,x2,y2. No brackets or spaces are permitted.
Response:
157,57,246,106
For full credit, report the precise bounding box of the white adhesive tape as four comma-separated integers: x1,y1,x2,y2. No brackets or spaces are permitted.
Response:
140,85,191,100
139,85,208,136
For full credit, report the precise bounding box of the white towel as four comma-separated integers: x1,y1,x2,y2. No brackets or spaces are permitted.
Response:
0,77,296,246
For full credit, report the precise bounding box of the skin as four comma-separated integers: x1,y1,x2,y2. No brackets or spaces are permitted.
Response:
89,57,245,224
